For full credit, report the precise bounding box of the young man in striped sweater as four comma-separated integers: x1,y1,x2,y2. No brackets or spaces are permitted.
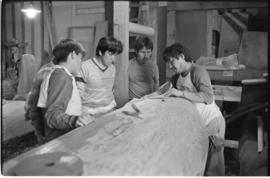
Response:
76,36,123,122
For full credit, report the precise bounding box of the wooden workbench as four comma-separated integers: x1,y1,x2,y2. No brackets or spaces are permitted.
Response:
3,97,209,176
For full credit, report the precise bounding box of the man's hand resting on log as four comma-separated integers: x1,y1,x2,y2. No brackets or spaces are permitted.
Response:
75,114,95,127
140,81,173,100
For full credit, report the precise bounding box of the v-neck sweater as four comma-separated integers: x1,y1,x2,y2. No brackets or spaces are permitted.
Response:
77,58,116,115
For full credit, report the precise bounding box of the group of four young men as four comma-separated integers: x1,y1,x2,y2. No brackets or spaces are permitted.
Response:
25,36,225,176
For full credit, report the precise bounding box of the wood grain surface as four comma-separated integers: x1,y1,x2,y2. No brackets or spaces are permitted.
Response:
3,97,209,176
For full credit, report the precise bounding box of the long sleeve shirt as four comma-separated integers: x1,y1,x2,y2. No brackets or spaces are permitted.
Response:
172,63,222,125
172,64,214,104
37,65,82,140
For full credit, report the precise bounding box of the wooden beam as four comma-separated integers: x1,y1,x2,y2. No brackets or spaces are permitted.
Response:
5,3,13,42
156,6,167,85
33,1,42,68
2,2,7,79
168,2,267,11
14,3,22,45
105,1,113,36
11,3,16,38
31,20,35,53
166,10,176,81
20,2,25,53
94,21,108,50
23,2,32,54
113,1,129,108
128,22,155,36
41,1,44,67
166,10,176,46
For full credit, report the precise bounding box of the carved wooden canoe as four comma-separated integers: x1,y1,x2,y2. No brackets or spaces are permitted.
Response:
3,97,209,176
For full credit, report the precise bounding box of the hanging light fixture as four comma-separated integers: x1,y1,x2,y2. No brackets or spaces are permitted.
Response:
21,3,41,19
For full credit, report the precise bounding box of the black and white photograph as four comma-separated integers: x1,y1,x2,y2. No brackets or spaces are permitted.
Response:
1,1,268,176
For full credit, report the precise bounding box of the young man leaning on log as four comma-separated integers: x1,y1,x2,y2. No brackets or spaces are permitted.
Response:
162,42,226,176
25,39,94,143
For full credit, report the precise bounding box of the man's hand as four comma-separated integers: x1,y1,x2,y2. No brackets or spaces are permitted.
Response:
143,91,159,99
75,114,95,127
164,88,184,97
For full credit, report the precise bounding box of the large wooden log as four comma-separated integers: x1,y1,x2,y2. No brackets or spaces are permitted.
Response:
3,97,209,176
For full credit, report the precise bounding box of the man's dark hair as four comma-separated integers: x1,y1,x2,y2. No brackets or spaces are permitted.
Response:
163,43,193,63
96,36,123,56
52,39,86,64
134,36,153,52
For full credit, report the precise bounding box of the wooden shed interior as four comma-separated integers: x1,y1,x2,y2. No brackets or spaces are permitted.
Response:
1,1,268,176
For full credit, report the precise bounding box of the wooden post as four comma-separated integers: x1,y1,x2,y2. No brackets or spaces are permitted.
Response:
1,1,4,80
166,9,176,81
113,1,129,108
148,2,158,77
105,1,113,36
166,10,176,46
156,5,167,85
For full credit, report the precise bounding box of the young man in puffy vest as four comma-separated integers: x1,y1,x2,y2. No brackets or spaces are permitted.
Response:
36,39,92,141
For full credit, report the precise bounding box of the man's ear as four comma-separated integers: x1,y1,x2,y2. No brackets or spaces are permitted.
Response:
179,54,185,60
67,52,73,61
98,51,103,56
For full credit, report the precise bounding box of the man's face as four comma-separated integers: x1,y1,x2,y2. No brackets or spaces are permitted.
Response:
101,51,116,67
168,55,186,74
72,52,83,75
136,47,152,65
11,46,19,54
